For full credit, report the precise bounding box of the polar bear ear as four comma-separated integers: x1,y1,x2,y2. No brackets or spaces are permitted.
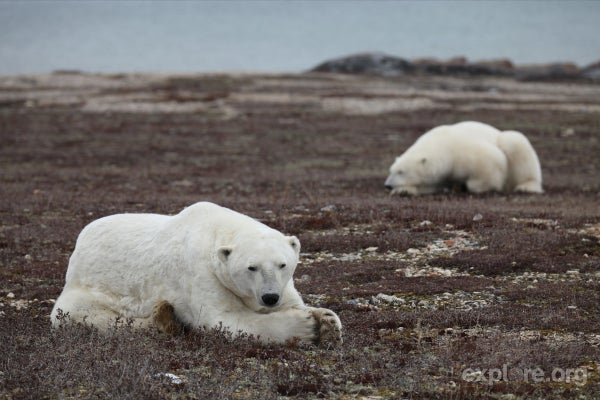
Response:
217,246,233,263
287,236,301,255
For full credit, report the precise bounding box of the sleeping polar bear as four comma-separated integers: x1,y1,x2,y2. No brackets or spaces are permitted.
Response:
384,121,543,195
51,202,342,346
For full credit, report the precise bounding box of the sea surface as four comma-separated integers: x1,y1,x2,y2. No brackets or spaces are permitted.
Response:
1,0,599,75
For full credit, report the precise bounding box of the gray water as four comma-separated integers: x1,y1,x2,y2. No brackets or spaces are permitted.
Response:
1,0,599,75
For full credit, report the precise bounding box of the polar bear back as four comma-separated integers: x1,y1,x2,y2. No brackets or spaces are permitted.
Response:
408,121,504,170
64,202,279,292
65,212,172,285
175,201,278,244
417,121,500,146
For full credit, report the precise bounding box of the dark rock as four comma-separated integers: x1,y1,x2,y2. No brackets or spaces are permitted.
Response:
310,52,414,76
52,69,85,75
412,57,513,76
411,57,447,74
470,59,514,75
581,61,600,81
515,62,580,81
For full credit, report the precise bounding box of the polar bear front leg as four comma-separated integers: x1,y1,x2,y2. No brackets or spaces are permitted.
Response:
466,175,505,194
151,300,342,346
231,306,342,347
230,306,318,344
149,299,343,346
151,300,316,342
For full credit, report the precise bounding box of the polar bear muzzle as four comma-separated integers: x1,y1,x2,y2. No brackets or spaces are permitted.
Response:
261,293,280,307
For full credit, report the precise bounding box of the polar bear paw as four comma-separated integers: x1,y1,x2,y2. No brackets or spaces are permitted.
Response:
514,181,543,194
310,308,343,348
153,300,187,335
390,185,428,196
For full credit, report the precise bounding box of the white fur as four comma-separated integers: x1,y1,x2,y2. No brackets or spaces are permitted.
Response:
384,121,543,195
51,202,342,344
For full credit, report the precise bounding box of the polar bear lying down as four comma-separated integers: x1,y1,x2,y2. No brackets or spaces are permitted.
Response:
384,121,543,195
51,202,342,346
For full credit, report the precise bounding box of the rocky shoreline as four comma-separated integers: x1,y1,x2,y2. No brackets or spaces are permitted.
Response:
311,52,600,82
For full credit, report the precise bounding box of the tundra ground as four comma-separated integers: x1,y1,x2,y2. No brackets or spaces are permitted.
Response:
0,72,599,399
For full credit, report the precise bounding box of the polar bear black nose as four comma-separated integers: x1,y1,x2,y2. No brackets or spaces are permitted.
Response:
262,293,279,306
385,184,393,191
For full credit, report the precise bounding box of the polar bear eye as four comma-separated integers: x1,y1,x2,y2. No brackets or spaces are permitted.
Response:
279,263,286,269
248,266,258,272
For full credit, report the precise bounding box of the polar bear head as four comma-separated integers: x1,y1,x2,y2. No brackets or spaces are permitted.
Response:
385,153,437,195
215,235,301,312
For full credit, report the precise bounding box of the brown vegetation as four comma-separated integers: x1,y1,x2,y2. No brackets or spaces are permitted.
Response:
0,72,598,399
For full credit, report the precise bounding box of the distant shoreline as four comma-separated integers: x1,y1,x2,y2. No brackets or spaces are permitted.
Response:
3,53,597,84
310,53,600,83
